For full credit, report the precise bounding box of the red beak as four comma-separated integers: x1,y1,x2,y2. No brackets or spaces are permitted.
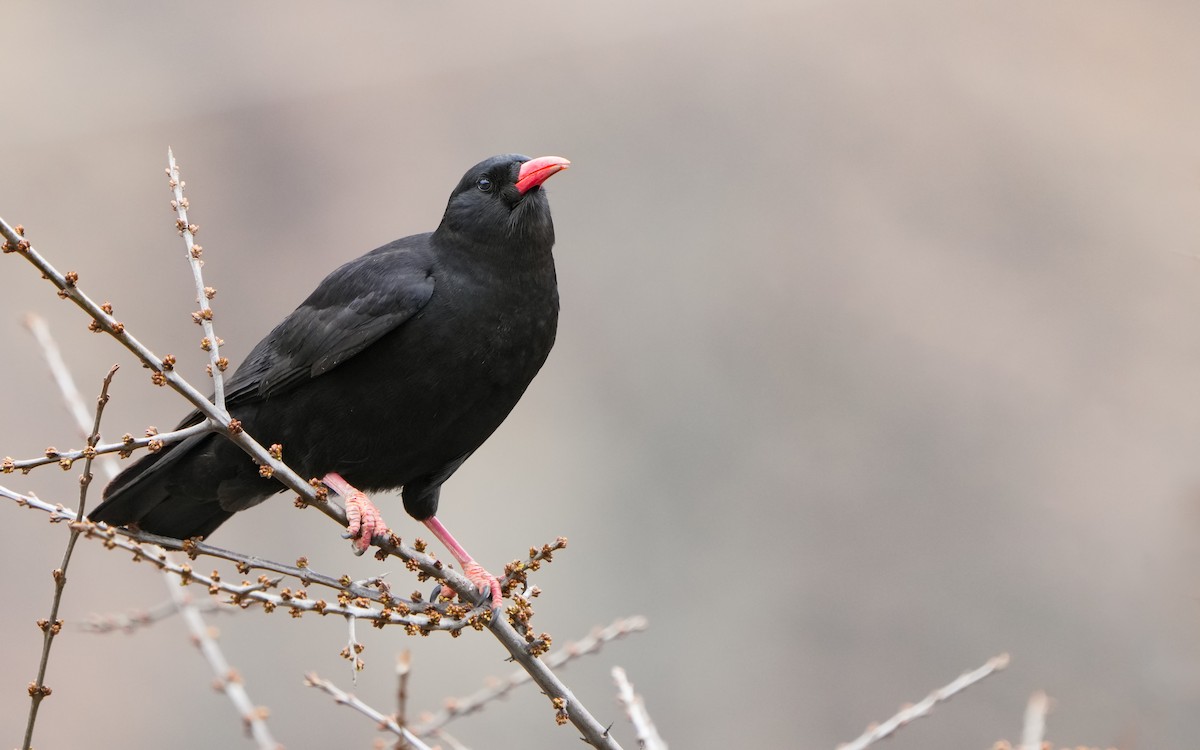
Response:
516,156,571,194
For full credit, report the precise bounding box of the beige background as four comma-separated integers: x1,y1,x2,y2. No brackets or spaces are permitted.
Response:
2,1,1200,748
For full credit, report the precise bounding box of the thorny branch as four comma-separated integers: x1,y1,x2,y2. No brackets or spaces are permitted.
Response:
1,152,629,748
21,365,117,750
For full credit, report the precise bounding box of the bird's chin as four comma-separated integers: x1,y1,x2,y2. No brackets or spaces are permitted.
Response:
507,195,553,239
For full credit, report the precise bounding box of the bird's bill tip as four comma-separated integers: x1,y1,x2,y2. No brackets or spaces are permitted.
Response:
515,156,570,194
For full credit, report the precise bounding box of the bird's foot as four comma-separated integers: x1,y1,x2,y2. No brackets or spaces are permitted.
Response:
462,560,502,611
342,490,390,556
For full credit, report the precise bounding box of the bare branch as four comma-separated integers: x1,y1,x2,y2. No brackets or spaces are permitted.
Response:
0,485,492,631
20,312,282,746
0,213,349,529
1019,690,1049,750
836,653,1010,750
4,475,626,745
168,583,282,749
429,729,473,750
22,314,96,443
21,364,117,750
5,422,213,474
304,672,434,750
167,148,229,408
412,616,648,737
394,650,413,749
79,598,236,634
612,666,668,750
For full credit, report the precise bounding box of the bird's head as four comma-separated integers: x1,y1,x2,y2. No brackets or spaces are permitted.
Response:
437,154,570,246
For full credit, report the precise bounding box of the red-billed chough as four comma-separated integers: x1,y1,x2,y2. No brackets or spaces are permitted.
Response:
89,154,571,608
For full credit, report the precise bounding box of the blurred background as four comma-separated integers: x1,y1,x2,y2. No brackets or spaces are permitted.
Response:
2,1,1200,747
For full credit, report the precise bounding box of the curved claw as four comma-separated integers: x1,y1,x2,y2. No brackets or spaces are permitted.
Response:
343,489,389,556
462,561,502,611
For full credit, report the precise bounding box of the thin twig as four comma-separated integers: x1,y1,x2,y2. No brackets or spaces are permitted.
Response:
0,213,348,528
1019,690,1049,750
412,616,649,736
21,364,117,750
22,314,96,440
4,422,213,474
133,531,431,606
393,650,413,750
304,672,434,750
167,148,229,408
0,485,492,631
344,615,365,680
169,584,282,749
79,597,235,634
836,653,1011,750
430,729,473,750
20,316,280,748
612,666,668,750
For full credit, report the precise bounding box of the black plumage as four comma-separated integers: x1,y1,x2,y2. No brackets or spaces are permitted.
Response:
90,155,569,599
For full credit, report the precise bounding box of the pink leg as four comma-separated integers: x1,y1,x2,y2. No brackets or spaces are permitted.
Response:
423,516,502,610
322,472,391,556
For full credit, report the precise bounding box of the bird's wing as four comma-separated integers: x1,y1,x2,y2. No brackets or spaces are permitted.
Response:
222,243,436,406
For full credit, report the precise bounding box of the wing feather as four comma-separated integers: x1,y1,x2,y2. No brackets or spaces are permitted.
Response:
223,239,436,406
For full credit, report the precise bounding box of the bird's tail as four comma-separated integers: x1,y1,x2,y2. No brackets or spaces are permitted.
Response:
89,432,233,540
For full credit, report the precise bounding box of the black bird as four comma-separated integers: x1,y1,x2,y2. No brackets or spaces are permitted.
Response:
89,154,571,607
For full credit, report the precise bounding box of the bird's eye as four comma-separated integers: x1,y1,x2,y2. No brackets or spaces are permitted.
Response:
476,177,492,192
